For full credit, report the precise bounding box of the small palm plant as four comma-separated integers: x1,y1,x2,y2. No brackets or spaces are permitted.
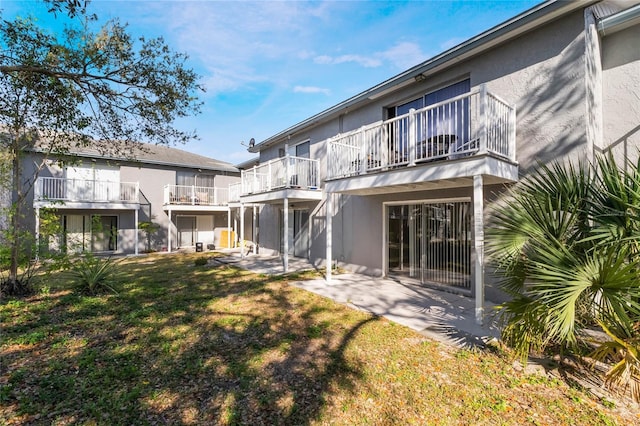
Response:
487,153,640,401
67,253,119,295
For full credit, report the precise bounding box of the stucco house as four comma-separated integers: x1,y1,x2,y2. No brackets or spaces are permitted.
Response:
25,141,254,255
232,0,640,322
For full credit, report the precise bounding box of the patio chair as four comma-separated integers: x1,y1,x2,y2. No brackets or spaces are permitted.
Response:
448,137,479,160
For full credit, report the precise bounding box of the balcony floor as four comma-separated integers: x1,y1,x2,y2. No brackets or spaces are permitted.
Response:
325,154,518,195
34,200,140,210
239,187,323,204
162,203,230,212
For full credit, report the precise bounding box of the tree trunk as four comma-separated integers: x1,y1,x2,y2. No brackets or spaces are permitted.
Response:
9,138,22,285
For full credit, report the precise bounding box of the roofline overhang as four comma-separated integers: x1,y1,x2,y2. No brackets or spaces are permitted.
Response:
26,148,239,174
250,0,596,153
234,156,260,170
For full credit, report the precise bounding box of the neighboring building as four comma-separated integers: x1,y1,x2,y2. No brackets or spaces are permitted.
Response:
26,141,253,255
234,0,640,322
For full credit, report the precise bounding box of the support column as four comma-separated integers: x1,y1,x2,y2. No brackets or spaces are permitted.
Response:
240,203,245,258
326,193,333,282
167,209,172,253
253,205,258,253
134,208,139,255
233,215,238,247
473,175,485,325
283,198,289,273
227,207,231,249
34,207,40,261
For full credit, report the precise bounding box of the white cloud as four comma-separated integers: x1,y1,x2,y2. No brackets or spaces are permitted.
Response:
313,54,381,68
293,86,330,95
146,1,328,95
378,42,429,69
313,41,428,71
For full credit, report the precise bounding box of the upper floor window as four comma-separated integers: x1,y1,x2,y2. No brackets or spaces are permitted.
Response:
389,79,470,118
287,140,310,159
65,162,119,183
176,171,216,187
387,79,471,157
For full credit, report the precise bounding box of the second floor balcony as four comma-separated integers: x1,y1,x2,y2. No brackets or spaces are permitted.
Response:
238,156,321,201
229,182,242,203
326,86,517,185
34,177,139,207
164,184,229,207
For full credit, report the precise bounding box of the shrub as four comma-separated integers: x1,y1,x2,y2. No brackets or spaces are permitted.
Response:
487,154,640,401
67,254,119,295
0,275,34,297
194,257,208,267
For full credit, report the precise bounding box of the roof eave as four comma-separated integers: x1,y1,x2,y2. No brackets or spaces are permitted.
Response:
250,0,595,153
26,148,239,173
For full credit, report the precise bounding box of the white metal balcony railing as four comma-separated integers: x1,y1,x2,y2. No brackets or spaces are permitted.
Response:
327,86,516,179
35,177,139,203
240,156,320,196
164,184,229,206
229,182,242,202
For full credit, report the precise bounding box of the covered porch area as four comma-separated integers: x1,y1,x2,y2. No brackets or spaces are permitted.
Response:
324,154,518,324
238,187,323,272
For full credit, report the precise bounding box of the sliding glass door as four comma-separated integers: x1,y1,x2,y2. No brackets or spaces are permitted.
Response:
387,201,472,290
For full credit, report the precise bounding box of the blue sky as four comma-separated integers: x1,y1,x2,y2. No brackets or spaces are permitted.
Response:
2,0,541,165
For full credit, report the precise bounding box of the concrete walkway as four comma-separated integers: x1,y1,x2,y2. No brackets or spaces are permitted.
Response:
212,253,317,275
212,253,501,348
292,273,501,348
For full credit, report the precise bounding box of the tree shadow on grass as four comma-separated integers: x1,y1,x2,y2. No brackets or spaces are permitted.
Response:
1,256,379,425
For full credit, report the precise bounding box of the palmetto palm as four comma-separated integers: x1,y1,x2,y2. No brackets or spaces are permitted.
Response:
487,154,640,401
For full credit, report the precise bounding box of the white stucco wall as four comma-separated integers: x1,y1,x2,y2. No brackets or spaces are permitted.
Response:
254,8,597,281
601,23,640,164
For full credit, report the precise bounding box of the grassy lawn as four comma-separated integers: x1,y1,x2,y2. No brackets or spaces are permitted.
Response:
1,253,637,425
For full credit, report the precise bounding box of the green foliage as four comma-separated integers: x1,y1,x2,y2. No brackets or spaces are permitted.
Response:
193,257,208,267
0,253,633,424
139,219,160,253
487,153,640,401
67,254,119,295
0,224,38,297
0,2,203,288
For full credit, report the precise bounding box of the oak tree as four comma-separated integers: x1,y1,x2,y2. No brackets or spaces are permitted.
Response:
0,0,203,292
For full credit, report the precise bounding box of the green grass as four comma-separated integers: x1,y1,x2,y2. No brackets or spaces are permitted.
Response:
1,253,637,425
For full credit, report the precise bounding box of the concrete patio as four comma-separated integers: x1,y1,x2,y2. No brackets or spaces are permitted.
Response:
212,253,501,348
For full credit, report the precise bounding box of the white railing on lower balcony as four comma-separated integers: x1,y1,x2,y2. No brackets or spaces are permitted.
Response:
164,185,229,206
35,177,139,203
328,85,516,179
241,156,319,195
